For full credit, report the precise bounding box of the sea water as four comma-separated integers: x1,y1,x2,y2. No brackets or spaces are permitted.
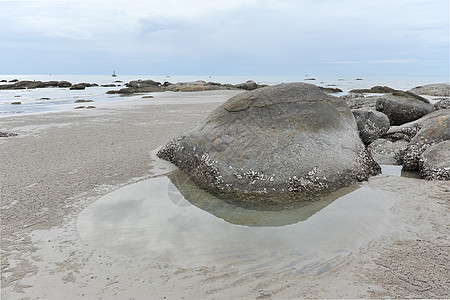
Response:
77,172,403,274
1,74,448,116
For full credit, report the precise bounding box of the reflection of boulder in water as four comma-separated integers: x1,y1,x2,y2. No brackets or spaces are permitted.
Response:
167,170,359,227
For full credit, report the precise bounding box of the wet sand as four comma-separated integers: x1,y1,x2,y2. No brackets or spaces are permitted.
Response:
1,90,449,299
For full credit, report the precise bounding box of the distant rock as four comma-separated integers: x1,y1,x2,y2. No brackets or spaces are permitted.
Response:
319,86,343,93
74,99,94,103
0,80,73,90
235,80,258,91
419,141,450,180
349,86,396,94
375,91,435,125
0,80,7,83
11,102,21,105
434,98,450,110
409,83,450,97
352,108,390,145
69,83,98,90
9,79,19,82
157,82,380,203
304,78,316,81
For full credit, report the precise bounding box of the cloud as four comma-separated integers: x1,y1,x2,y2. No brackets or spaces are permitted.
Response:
0,0,448,75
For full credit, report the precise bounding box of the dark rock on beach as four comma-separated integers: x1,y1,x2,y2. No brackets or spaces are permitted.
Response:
157,82,380,203
349,86,396,94
319,86,343,93
235,80,258,91
352,108,390,145
408,83,450,97
0,80,73,90
419,141,450,180
375,91,435,125
69,83,98,90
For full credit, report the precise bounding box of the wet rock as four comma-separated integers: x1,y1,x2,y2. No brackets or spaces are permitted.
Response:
349,86,396,94
9,79,19,82
74,99,94,103
235,80,258,91
419,141,450,180
0,80,7,83
157,83,380,203
367,138,409,165
375,91,435,125
409,83,450,97
352,108,390,145
434,98,450,110
11,102,21,105
393,110,450,170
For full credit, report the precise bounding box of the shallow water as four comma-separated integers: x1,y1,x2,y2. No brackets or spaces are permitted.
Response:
77,172,402,274
380,164,420,178
1,74,448,116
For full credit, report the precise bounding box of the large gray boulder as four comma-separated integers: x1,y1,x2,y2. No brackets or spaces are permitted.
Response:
352,108,390,145
375,91,435,125
157,83,380,203
393,110,450,170
409,83,450,97
419,141,450,180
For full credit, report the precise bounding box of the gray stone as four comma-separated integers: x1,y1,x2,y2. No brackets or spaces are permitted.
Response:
157,83,380,203
352,108,390,145
409,83,450,97
394,110,450,170
376,91,435,125
349,86,396,94
235,80,258,91
419,141,450,180
367,138,409,165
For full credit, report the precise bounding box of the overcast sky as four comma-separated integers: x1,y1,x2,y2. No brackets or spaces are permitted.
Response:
0,0,448,76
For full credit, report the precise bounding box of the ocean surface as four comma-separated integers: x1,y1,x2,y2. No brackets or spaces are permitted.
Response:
1,74,448,117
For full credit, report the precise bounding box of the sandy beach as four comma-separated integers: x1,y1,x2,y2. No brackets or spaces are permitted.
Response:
1,90,449,299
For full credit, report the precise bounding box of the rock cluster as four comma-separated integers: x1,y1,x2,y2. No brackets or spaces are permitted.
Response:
0,80,72,90
157,83,380,204
106,79,266,94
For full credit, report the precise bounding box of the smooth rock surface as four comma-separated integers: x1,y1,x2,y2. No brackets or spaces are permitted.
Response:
375,91,435,125
409,83,450,97
157,83,380,203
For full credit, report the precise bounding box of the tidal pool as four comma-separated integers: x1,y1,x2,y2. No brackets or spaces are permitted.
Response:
78,171,401,274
